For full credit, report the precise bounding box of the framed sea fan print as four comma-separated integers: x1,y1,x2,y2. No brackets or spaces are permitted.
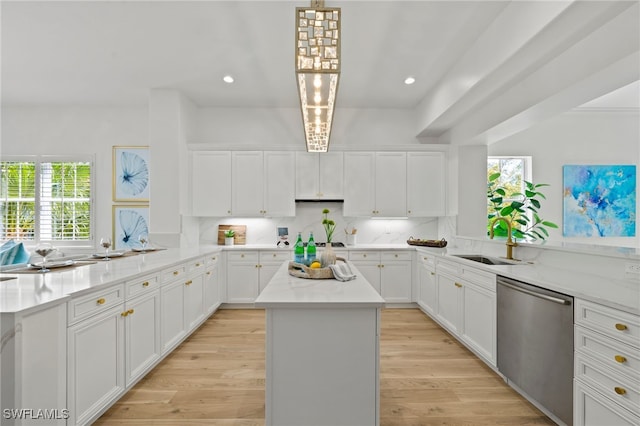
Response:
113,205,149,250
113,146,150,201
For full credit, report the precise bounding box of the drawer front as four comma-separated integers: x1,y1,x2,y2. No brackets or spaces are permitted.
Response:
162,265,186,283
460,266,495,291
260,250,290,263
227,251,259,263
575,380,640,426
68,284,125,324
576,299,640,349
576,353,640,414
126,274,159,299
436,258,460,276
417,253,435,267
349,251,380,261
187,258,206,273
381,251,412,262
575,326,640,380
205,253,220,266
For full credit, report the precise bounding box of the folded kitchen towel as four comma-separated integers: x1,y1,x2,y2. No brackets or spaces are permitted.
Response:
329,262,357,282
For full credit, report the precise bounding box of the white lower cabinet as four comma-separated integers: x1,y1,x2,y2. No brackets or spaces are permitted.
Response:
124,290,161,387
434,257,496,366
160,278,186,354
417,253,437,315
67,303,125,426
348,250,412,303
204,254,221,314
226,250,291,302
184,274,205,331
574,299,640,425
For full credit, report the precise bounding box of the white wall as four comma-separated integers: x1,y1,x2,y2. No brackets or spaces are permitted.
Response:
488,110,639,248
192,107,422,146
1,106,148,248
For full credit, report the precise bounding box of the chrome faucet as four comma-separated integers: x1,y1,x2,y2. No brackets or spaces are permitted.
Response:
489,217,518,260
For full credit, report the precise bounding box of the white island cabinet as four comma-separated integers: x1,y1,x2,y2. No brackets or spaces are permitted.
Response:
255,261,385,426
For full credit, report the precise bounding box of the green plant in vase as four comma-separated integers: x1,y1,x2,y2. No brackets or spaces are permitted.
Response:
321,209,336,243
487,172,558,241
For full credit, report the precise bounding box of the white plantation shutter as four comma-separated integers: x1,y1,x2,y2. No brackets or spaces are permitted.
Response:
1,157,93,245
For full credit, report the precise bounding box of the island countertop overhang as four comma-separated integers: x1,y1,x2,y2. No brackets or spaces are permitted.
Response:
255,261,385,309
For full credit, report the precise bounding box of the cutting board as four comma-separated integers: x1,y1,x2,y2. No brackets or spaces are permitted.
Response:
217,225,247,245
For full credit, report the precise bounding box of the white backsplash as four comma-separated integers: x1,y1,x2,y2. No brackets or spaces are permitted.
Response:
197,202,441,246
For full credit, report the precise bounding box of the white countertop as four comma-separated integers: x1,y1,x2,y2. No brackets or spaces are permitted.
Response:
255,261,385,308
0,246,222,315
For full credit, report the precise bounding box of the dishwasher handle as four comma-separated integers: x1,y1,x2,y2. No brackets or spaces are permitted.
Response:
498,279,572,306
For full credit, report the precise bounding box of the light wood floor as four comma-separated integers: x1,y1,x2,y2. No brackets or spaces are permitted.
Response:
96,308,555,425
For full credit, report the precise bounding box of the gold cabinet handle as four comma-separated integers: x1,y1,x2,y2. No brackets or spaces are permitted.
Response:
241,254,245,258
430,272,435,276
206,271,211,276
195,263,201,267
614,355,628,363
455,282,463,288
227,210,231,214
142,281,150,287
381,264,385,268
173,271,179,276
97,298,106,305
423,257,428,261
128,309,134,315
185,280,193,286
394,254,398,258
363,254,367,258
614,387,627,395
273,253,277,257
408,210,412,214
212,256,217,260
121,311,129,317
615,323,628,331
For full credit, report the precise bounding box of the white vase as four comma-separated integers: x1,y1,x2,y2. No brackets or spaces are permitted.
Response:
320,244,337,267
225,237,234,246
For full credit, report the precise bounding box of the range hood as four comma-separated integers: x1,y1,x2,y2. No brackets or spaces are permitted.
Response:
295,199,344,203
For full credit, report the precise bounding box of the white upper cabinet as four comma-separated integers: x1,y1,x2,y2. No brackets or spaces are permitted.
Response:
264,151,296,217
232,151,265,216
375,152,407,217
344,152,376,217
295,152,344,200
190,151,232,216
344,152,407,217
406,152,446,217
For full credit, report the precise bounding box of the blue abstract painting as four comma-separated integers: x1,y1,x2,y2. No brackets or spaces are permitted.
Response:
563,165,636,237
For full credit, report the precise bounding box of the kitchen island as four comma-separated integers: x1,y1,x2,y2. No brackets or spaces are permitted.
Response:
255,261,385,426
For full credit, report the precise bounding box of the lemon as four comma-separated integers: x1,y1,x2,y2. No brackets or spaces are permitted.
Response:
310,261,321,269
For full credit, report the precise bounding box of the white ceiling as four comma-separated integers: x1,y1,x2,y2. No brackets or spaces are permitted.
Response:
2,1,639,141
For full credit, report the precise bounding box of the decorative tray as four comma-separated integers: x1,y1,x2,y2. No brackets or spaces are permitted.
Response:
288,257,346,280
406,237,448,248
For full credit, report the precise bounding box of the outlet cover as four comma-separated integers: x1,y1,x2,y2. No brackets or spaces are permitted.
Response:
625,263,640,274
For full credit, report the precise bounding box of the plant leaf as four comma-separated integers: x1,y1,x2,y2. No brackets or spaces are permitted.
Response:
530,199,541,209
489,173,501,182
500,205,514,216
495,188,506,196
542,221,559,228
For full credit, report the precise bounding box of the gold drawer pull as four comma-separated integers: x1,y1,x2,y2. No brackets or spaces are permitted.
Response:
614,387,627,395
173,271,179,276
394,254,398,258
430,272,435,276
128,309,134,315
195,263,201,267
121,311,129,317
97,298,106,305
206,271,211,276
185,280,193,286
423,257,428,261
273,254,277,257
614,355,628,363
455,282,463,288
363,254,367,258
615,323,628,331
142,281,150,287
212,256,217,260
241,254,245,258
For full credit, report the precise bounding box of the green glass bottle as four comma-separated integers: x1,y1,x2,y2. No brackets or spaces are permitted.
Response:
294,232,304,263
307,232,316,262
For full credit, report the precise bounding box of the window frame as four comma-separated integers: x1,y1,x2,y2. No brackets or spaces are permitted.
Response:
1,154,95,248
487,155,532,231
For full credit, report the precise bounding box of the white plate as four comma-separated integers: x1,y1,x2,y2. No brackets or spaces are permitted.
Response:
132,247,158,252
31,259,75,269
91,251,125,259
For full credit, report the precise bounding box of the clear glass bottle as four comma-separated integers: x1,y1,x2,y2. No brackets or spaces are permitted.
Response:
307,232,316,262
294,232,305,264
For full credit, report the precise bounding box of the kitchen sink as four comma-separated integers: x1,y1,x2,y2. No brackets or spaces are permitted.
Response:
451,254,517,266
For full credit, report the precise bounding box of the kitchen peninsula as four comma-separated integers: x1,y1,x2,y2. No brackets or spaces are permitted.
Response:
255,261,385,426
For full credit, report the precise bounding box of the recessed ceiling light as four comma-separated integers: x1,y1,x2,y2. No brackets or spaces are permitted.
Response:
404,76,416,85
223,75,234,84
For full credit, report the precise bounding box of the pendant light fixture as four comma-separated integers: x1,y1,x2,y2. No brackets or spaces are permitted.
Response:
295,0,340,152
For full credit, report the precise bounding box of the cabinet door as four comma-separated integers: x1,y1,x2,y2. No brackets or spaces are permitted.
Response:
436,273,461,334
232,151,264,216
295,151,320,199
351,260,381,294
184,275,205,331
419,262,437,315
319,152,344,199
160,280,186,354
68,305,125,426
259,263,282,294
226,261,259,303
204,266,220,315
264,151,295,216
461,281,496,365
380,261,412,303
191,151,232,216
407,152,445,217
125,291,161,387
575,380,640,426
344,152,375,217
375,152,407,217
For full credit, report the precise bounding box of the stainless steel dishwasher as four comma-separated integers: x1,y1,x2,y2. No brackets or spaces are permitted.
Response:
497,276,574,426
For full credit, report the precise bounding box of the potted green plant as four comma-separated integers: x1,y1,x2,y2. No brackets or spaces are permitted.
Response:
487,172,558,241
224,229,235,246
